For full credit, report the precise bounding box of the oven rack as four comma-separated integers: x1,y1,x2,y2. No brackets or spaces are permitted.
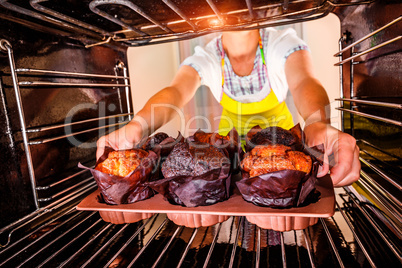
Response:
0,0,373,47
88,0,333,47
0,39,133,211
0,190,387,268
336,106,401,127
357,141,401,193
0,177,97,249
341,187,402,263
335,15,402,265
357,170,401,229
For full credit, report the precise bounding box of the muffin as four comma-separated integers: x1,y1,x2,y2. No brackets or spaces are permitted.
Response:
241,144,312,177
237,124,323,208
147,141,231,208
80,148,158,205
161,141,230,178
95,149,149,177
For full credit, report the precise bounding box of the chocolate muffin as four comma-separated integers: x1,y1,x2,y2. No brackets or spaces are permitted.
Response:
248,126,297,147
140,132,169,151
161,141,230,178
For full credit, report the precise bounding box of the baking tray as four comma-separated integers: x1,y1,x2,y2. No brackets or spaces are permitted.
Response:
76,174,335,231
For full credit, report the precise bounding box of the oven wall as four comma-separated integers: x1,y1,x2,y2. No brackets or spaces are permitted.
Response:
0,18,128,228
332,1,401,225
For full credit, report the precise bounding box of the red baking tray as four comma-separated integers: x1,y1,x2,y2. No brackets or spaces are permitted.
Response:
76,174,335,231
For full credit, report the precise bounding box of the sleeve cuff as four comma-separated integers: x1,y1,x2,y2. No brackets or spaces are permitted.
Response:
284,44,310,60
181,61,204,84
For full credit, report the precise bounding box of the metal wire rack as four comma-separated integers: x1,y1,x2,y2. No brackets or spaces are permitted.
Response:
0,2,401,268
0,0,374,47
0,38,132,212
0,193,384,267
334,14,402,266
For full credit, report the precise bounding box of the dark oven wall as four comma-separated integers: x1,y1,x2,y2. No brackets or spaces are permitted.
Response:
0,18,130,228
333,0,401,245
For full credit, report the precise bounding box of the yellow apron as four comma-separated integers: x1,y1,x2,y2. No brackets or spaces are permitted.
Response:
218,31,294,138
218,90,294,137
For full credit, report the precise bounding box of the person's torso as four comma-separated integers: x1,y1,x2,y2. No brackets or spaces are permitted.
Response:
217,30,294,136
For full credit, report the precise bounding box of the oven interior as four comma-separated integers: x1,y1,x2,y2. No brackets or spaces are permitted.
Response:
0,0,401,267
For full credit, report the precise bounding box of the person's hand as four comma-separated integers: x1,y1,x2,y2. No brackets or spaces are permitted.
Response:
96,120,143,160
303,121,360,187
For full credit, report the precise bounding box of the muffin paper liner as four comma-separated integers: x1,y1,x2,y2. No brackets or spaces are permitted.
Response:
237,124,324,208
78,147,159,205
146,164,231,207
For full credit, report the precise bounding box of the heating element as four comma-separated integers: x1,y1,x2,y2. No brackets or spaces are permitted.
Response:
0,0,373,47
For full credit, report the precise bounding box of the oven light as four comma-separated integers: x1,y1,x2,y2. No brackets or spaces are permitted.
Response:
209,18,223,27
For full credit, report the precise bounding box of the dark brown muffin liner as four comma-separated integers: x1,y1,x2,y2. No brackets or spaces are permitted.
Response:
78,147,159,205
237,124,324,208
146,163,231,207
145,129,237,207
